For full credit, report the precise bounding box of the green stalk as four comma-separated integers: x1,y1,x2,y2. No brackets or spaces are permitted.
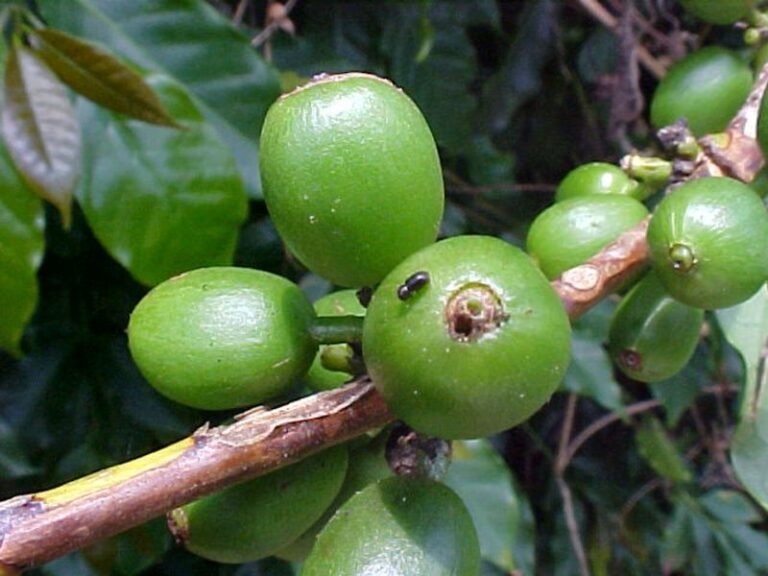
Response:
309,315,365,345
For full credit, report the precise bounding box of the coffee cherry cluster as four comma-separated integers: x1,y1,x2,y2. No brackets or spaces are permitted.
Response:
125,64,768,569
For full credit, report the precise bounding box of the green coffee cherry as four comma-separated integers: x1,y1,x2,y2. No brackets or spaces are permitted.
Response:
679,0,755,24
306,290,366,392
555,162,641,202
260,72,444,287
526,195,649,279
276,431,392,562
301,476,480,576
128,267,317,410
363,235,571,440
608,273,704,383
647,177,768,309
168,445,348,564
650,47,752,136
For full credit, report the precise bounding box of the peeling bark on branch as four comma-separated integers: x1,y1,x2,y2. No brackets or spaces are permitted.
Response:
0,382,392,571
551,216,650,319
0,215,652,571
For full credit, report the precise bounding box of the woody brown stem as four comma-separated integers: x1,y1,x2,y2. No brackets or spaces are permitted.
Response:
551,216,650,319
0,212,652,572
0,382,392,572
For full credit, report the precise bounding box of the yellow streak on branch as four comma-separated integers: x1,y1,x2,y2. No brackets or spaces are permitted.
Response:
37,438,195,507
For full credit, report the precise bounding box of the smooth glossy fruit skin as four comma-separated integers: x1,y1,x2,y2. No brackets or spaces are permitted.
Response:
647,177,768,310
680,0,754,24
128,267,317,410
306,290,366,391
650,47,752,136
276,431,392,562
301,476,480,576
608,273,704,383
260,72,444,287
526,195,649,279
168,445,348,564
363,235,571,440
555,162,640,202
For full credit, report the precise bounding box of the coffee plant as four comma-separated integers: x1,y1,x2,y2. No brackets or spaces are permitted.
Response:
0,1,767,575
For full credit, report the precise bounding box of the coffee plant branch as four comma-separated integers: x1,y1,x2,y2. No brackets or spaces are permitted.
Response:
0,60,765,576
0,218,654,574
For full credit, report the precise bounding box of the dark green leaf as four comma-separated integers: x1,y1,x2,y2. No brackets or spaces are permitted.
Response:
718,522,768,570
439,201,469,237
717,289,768,420
660,501,693,572
0,137,44,355
690,511,720,576
444,439,534,574
576,28,620,84
563,330,623,411
731,415,768,511
112,518,171,575
29,28,179,128
41,552,99,576
720,290,768,510
634,416,692,484
714,531,760,576
38,0,281,199
76,73,247,286
699,490,761,524
0,417,37,477
272,2,490,155
384,3,480,154
650,347,710,427
464,136,516,188
477,0,558,133
2,45,80,225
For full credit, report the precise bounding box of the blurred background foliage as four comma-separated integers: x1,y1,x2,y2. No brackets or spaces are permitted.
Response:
0,1,766,574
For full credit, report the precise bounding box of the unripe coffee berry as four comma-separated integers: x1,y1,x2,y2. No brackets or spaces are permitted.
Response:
363,235,571,440
128,267,317,410
260,73,444,287
647,177,768,310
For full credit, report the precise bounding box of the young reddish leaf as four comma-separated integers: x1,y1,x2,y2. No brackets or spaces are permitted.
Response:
2,45,80,227
29,28,180,128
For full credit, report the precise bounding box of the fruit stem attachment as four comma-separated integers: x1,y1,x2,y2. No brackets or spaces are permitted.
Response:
309,315,365,345
620,154,672,200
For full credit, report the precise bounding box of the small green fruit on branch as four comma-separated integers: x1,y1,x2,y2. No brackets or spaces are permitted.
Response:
2,55,768,576
0,215,653,572
0,382,392,572
551,216,650,320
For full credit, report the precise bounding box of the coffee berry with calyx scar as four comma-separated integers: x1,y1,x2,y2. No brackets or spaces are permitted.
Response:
608,272,704,383
363,235,572,440
647,176,768,310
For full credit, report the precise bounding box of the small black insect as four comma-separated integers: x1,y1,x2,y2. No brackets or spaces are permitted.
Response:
397,271,430,300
